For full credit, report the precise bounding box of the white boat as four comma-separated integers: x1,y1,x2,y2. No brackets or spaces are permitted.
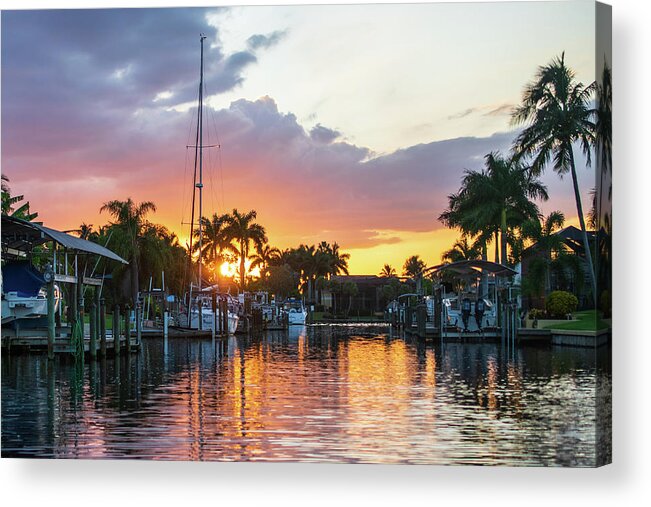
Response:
1,262,61,324
283,299,307,325
183,290,240,334
439,295,496,332
188,303,239,334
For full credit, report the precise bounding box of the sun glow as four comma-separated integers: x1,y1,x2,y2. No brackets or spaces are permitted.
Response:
219,258,261,279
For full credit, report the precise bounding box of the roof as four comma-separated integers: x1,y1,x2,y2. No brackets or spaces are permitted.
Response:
522,225,596,256
425,259,517,278
2,215,128,264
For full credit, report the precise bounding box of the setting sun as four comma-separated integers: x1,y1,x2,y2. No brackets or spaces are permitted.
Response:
219,259,261,279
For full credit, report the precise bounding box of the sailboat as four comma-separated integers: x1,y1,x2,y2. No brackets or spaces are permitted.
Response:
182,34,239,335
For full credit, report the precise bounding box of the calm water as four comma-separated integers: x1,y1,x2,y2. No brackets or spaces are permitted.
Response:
1,325,611,465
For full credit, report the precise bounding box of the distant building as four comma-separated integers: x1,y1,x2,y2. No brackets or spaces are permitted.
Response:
320,275,394,316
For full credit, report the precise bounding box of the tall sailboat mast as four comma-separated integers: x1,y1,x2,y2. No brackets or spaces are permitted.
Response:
197,34,206,292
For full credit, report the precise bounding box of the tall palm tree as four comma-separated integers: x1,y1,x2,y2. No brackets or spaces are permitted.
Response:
379,264,397,277
100,198,156,305
511,52,597,302
250,243,281,281
223,208,267,291
441,236,481,263
441,152,548,265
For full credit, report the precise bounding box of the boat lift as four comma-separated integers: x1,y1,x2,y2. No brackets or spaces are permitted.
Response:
403,260,519,344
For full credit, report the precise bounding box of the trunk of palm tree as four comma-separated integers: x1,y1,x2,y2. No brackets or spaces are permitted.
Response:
130,251,139,307
569,149,598,306
481,242,488,298
239,241,246,292
493,231,500,265
500,208,508,266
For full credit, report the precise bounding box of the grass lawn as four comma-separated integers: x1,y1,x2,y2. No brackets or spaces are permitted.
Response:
541,310,610,331
82,313,113,328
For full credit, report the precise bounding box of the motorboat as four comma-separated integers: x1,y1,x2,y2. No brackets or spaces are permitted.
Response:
440,295,496,332
283,298,307,325
1,261,60,324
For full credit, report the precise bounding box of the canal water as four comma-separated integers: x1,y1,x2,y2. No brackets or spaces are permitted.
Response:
1,325,611,465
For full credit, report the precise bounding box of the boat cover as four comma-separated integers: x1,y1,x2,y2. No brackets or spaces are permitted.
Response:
2,261,46,297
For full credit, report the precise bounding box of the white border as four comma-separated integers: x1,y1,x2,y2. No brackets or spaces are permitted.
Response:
1,1,649,505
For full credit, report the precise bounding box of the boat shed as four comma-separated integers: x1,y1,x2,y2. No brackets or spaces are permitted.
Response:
2,215,128,357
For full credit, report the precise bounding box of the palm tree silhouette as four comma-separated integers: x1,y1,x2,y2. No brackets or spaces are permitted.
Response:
250,243,281,282
511,52,597,302
441,152,548,265
379,264,397,277
100,198,156,305
441,236,481,263
223,208,267,291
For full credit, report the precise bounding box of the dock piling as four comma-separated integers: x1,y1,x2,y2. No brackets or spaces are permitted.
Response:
99,298,107,357
113,305,121,355
90,302,97,359
46,275,55,361
125,305,131,354
135,303,142,347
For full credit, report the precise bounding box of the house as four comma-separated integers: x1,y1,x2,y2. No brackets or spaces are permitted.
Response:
319,275,392,317
520,225,596,310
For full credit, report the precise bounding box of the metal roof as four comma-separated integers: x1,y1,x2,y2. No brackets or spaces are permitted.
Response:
425,259,516,278
2,215,128,264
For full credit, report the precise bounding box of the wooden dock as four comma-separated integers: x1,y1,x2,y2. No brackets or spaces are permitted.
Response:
1,330,139,355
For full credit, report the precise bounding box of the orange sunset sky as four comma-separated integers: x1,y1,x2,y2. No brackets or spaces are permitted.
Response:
1,2,596,274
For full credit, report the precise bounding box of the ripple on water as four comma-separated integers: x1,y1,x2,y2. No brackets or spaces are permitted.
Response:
1,326,606,465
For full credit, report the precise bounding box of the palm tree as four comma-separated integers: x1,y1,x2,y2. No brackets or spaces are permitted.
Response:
1,174,38,221
100,198,156,305
379,264,397,277
403,255,426,279
250,243,281,281
194,213,232,267
441,236,481,263
521,211,566,295
440,152,548,266
511,52,597,302
223,208,267,291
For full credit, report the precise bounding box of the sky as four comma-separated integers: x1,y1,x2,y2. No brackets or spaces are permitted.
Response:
1,1,598,275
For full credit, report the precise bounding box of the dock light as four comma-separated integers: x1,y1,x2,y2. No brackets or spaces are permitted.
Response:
43,263,54,283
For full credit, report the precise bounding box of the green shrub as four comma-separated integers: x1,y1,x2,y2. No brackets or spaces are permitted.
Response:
545,291,578,318
528,308,545,320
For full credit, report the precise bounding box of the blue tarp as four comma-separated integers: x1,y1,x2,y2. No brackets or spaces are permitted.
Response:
2,262,46,297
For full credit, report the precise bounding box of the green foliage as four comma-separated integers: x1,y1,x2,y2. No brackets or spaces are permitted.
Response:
545,290,578,318
222,208,267,291
521,257,547,299
1,174,38,221
403,255,426,278
266,264,300,300
511,52,598,301
439,152,547,266
441,236,480,263
527,308,546,320
382,277,412,301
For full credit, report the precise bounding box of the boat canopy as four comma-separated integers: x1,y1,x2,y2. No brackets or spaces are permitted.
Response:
2,261,46,297
425,260,516,279
2,215,127,264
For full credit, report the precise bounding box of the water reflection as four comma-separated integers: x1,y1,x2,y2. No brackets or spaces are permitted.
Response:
1,325,609,465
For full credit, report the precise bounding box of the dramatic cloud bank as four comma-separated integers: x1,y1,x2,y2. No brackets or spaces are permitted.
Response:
1,8,592,264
